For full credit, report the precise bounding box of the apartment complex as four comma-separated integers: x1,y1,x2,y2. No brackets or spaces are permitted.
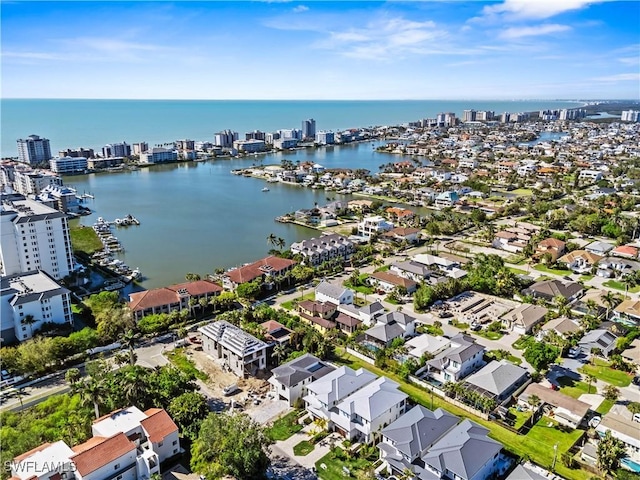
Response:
290,233,355,266
17,135,52,165
0,197,74,280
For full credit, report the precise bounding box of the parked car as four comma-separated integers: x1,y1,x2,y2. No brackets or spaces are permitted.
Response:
589,416,601,428
223,384,240,396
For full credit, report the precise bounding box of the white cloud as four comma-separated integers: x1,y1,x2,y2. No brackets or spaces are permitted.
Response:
592,73,640,82
618,57,639,66
480,0,607,20
292,5,308,13
500,23,571,39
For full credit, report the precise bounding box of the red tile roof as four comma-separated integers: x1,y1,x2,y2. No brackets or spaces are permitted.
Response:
384,227,420,237
141,408,179,443
612,245,638,257
260,320,287,333
538,238,566,249
226,256,297,284
129,280,222,312
369,271,417,289
71,433,135,476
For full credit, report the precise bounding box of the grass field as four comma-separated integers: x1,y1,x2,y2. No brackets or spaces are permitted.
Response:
475,329,504,340
509,408,532,430
533,264,573,276
602,280,640,294
334,350,591,480
166,349,208,381
579,360,632,387
281,293,314,310
266,410,303,441
512,335,534,350
556,376,594,398
69,224,103,255
595,398,616,415
486,350,523,366
508,266,529,275
316,449,374,480
293,440,315,456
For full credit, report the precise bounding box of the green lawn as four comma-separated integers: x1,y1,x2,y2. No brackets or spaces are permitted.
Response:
512,335,534,350
316,448,374,480
595,398,616,415
602,280,640,294
512,188,534,196
266,410,303,441
556,376,594,398
579,360,632,387
526,416,584,458
69,224,103,255
418,324,444,336
166,349,208,381
509,407,533,430
450,320,470,330
487,350,522,366
533,264,573,276
334,350,591,480
293,440,315,456
374,265,390,272
508,267,529,275
579,275,594,282
475,330,504,340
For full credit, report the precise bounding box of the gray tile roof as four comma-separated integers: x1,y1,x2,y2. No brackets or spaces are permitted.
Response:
381,406,458,460
365,322,405,343
463,360,529,398
315,281,350,301
379,311,416,326
360,301,385,316
392,261,432,277
422,419,502,480
506,465,547,480
337,376,407,421
271,353,335,388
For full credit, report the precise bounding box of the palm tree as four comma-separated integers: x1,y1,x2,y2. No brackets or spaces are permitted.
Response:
121,329,138,366
21,314,37,338
527,394,541,410
627,401,640,421
272,343,287,366
266,233,278,249
601,291,620,319
585,374,597,394
276,237,286,251
621,272,638,299
80,380,105,419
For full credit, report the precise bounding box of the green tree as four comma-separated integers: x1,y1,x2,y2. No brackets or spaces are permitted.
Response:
271,343,287,366
523,342,560,372
603,385,620,402
79,379,105,419
185,272,202,282
585,374,597,394
596,430,626,476
627,401,640,420
21,314,37,338
236,280,262,300
168,392,210,440
121,329,138,366
191,413,273,480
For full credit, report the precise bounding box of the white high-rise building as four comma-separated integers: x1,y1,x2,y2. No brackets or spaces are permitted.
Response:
621,110,640,122
0,197,74,280
214,129,239,147
13,169,63,196
17,135,52,165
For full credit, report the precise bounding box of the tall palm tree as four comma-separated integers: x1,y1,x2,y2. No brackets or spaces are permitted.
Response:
276,237,286,251
272,343,287,366
121,329,138,366
80,380,105,419
601,291,620,319
21,314,37,338
266,233,278,249
585,374,597,394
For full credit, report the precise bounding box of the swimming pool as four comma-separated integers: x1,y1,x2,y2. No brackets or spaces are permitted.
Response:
621,457,640,473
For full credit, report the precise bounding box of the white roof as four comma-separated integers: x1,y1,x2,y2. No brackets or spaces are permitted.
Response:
92,406,147,438
13,441,75,480
405,334,450,359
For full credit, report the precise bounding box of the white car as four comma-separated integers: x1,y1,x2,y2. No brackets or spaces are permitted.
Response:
589,416,601,428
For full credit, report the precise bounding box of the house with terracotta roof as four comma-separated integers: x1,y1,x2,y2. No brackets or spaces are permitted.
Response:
223,256,297,289
128,280,222,321
199,320,268,377
368,271,418,294
534,238,566,263
260,319,293,345
10,407,180,480
611,244,639,259
382,227,421,244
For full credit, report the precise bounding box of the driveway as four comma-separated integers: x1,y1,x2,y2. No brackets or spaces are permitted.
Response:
274,425,339,470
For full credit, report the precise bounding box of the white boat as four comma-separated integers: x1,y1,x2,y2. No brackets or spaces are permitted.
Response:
262,187,270,192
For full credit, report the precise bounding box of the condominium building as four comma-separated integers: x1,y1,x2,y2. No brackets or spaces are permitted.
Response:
139,148,177,164
17,135,52,165
49,156,88,174
0,196,74,280
102,142,131,158
358,216,393,239
0,270,72,343
302,118,316,139
621,110,640,122
214,129,239,148
132,142,149,155
315,131,335,145
13,169,63,195
290,233,355,266
58,148,95,158
462,110,477,122
233,139,266,153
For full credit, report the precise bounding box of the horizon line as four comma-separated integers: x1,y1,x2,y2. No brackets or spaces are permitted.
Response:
2,97,638,102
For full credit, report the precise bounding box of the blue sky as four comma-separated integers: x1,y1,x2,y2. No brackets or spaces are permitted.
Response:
1,1,638,99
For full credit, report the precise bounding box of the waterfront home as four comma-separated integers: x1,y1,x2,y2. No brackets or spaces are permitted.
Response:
461,360,530,403
434,190,460,209
357,215,393,239
578,328,618,358
534,237,566,263
223,256,296,289
385,207,415,223
368,271,418,294
128,279,222,321
614,298,640,325
1,270,73,343
315,281,354,305
424,333,485,384
347,199,373,213
501,304,549,335
199,320,268,377
518,384,590,429
382,227,421,244
558,250,603,274
521,279,583,303
364,311,417,348
290,233,355,266
11,406,179,480
330,376,408,444
378,405,460,478
268,353,335,406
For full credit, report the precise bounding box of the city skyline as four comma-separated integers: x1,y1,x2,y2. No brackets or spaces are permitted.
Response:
1,0,639,100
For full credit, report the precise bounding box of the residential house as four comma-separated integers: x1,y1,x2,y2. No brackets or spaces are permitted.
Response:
615,298,640,325
518,384,590,429
298,300,337,332
405,334,450,361
558,250,603,274
368,271,418,294
596,257,640,278
596,405,640,456
462,360,530,403
290,233,355,266
385,207,415,223
351,301,385,327
128,280,222,321
199,320,268,377
378,405,459,478
611,245,639,259
315,281,354,305
621,338,640,365
224,256,297,289
538,316,581,340
331,376,408,443
364,311,417,347
412,254,467,279
425,333,485,384
501,304,549,335
268,353,335,406
585,240,615,256
358,216,393,239
434,191,459,209
578,329,618,357
521,279,583,303
11,407,179,480
421,419,503,480
534,238,566,263
492,231,528,253
390,261,432,283
506,464,548,480
260,319,293,345
382,227,421,244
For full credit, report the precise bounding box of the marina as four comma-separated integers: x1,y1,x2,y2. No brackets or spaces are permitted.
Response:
91,217,142,283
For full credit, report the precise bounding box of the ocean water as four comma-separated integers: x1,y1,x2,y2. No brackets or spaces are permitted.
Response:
0,99,581,157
